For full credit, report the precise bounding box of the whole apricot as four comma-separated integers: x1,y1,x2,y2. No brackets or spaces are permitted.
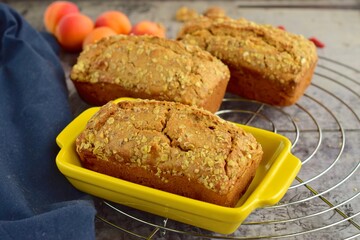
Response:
43,1,79,34
55,13,94,52
83,27,117,48
95,11,131,34
131,21,166,38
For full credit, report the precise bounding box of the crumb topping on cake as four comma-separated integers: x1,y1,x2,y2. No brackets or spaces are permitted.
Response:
177,16,318,85
76,100,262,195
70,35,230,107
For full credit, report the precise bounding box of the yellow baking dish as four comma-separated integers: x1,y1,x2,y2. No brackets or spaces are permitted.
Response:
55,98,301,234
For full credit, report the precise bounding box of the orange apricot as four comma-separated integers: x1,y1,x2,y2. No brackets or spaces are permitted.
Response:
82,27,117,48
55,13,94,52
43,1,79,34
95,11,131,34
131,20,166,38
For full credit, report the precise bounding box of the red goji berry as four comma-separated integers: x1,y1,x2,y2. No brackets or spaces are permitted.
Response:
309,37,325,48
277,25,286,30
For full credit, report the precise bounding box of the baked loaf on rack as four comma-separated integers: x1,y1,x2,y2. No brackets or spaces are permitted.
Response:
177,16,318,106
70,35,230,113
75,99,263,207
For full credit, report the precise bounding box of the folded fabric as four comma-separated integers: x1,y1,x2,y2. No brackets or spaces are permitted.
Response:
0,3,96,240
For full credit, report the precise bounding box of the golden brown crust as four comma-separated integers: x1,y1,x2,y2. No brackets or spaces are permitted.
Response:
70,35,230,112
177,16,318,106
76,100,263,207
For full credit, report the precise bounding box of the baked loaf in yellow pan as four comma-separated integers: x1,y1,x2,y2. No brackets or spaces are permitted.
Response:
177,16,318,106
75,99,263,207
56,97,302,234
70,35,230,113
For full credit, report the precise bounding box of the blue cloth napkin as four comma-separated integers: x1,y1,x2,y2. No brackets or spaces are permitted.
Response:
0,3,96,239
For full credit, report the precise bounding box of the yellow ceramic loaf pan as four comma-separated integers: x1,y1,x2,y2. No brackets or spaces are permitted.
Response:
56,98,301,234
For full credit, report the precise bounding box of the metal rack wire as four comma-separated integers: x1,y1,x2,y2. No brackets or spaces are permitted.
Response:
94,56,360,239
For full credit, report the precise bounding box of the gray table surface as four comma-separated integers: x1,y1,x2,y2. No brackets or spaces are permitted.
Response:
7,0,360,239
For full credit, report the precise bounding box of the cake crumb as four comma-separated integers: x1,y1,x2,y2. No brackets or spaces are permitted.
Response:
203,6,226,18
175,6,199,22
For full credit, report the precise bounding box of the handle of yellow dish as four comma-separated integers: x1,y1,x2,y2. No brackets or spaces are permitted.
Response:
56,120,79,149
245,152,302,210
56,98,135,148
56,108,98,148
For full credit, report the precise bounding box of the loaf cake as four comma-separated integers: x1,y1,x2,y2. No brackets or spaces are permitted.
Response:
75,99,263,207
70,35,230,113
177,16,318,106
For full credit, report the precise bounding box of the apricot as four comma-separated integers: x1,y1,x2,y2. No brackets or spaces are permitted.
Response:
131,20,166,38
55,13,94,52
83,27,117,48
95,11,131,34
43,1,79,34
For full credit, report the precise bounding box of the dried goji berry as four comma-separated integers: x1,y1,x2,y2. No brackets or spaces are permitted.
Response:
309,37,325,48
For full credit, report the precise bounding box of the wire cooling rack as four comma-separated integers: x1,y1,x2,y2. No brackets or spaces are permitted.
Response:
94,56,360,239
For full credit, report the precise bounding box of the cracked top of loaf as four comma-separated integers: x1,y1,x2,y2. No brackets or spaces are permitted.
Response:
70,35,230,107
177,16,318,84
76,100,263,195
